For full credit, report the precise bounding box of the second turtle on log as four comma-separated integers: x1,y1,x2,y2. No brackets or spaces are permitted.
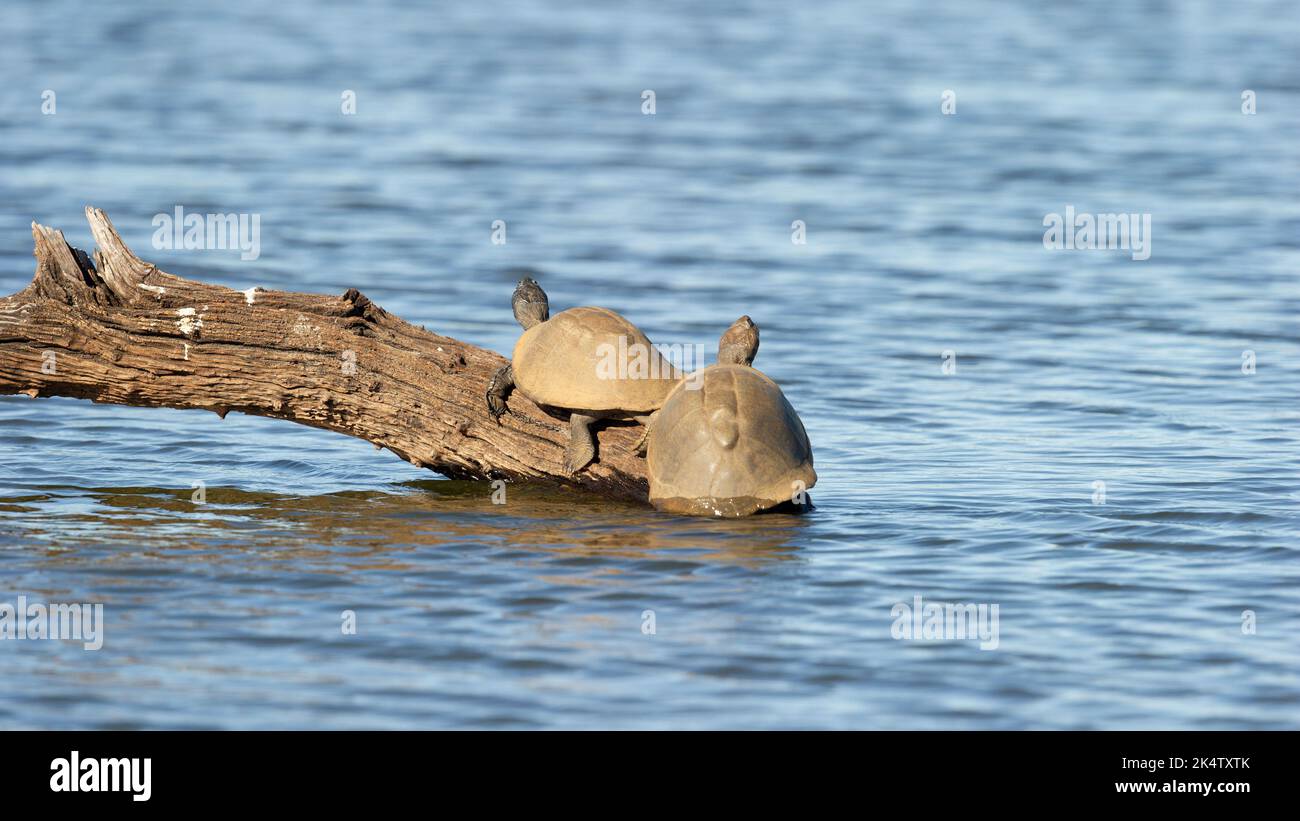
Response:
485,278,683,474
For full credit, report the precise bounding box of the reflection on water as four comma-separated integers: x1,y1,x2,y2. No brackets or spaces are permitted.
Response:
2,0,1299,728
17,480,808,565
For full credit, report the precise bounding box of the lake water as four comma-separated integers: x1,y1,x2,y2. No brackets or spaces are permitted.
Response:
1,0,1298,729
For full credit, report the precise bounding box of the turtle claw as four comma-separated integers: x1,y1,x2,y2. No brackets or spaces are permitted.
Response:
485,364,514,424
632,427,650,457
631,412,656,457
565,414,597,474
564,441,596,474
486,394,508,423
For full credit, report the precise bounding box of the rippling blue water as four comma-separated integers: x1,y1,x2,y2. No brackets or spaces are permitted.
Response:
1,0,1298,729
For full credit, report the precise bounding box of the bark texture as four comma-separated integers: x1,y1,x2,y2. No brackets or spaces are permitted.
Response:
0,208,651,500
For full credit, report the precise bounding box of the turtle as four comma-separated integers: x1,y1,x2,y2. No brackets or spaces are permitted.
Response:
485,278,684,474
630,313,759,454
644,316,816,517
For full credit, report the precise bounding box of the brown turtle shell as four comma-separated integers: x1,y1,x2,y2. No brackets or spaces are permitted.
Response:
512,306,682,413
647,364,816,516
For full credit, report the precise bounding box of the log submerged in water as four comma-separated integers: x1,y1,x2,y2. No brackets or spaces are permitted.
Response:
0,207,651,501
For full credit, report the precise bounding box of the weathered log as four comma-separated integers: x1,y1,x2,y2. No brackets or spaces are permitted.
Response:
0,207,651,501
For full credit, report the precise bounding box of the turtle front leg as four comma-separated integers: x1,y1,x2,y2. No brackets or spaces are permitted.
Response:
485,364,514,423
565,413,598,474
631,411,657,456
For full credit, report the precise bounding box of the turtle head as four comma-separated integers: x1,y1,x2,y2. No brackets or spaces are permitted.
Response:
717,315,759,366
512,277,549,329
